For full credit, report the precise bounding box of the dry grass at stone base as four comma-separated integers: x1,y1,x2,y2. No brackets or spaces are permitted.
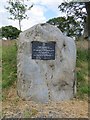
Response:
2,82,88,118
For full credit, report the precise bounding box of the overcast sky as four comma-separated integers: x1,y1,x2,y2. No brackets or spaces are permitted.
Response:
0,0,65,31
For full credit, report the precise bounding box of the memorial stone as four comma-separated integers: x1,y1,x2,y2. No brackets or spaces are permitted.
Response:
17,23,76,103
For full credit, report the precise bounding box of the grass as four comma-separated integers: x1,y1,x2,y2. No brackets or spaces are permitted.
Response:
2,40,17,88
0,45,2,82
23,109,38,118
2,39,89,98
76,40,89,98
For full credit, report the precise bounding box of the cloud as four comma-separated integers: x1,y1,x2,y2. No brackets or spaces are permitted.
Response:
0,0,63,31
21,5,47,30
31,0,63,16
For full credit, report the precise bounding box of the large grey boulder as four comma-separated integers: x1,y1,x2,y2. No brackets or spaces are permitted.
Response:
17,23,76,103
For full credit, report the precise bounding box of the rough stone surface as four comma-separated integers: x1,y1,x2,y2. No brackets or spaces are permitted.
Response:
17,23,76,103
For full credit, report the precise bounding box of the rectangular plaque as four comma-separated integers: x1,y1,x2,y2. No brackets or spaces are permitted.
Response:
32,41,56,60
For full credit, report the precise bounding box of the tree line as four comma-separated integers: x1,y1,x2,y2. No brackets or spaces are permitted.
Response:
1,0,90,40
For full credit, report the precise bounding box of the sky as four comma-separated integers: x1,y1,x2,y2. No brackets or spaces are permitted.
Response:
0,0,65,31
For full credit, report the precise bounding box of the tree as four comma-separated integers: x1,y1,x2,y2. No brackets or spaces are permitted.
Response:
5,0,33,31
47,16,82,38
1,25,21,39
85,2,90,40
58,1,90,39
58,2,86,20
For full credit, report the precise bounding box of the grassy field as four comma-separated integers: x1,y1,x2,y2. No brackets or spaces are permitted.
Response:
2,39,89,98
2,40,17,88
76,40,89,98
